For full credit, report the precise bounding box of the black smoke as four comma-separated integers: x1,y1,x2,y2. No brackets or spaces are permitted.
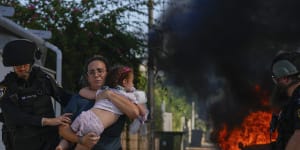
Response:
153,0,300,135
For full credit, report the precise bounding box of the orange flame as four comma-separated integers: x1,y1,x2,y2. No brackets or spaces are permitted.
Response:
217,111,277,150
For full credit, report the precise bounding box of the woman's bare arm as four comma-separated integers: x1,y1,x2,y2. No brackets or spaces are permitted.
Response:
97,90,139,119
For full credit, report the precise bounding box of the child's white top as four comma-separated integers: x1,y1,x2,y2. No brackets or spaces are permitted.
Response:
93,86,138,115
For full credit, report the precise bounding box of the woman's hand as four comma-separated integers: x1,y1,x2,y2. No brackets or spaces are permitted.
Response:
80,132,100,148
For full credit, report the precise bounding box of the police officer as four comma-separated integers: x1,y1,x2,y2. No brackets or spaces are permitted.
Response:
0,39,72,150
270,51,300,150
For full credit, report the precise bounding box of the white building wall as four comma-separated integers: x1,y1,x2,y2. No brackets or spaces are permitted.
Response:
162,112,172,131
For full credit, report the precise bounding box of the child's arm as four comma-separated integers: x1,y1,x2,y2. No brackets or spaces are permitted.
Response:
137,104,147,117
79,87,97,100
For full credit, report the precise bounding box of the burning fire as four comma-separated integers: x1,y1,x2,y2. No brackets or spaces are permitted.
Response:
217,111,277,150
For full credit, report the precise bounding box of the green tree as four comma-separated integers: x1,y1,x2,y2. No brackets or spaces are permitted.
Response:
1,0,148,91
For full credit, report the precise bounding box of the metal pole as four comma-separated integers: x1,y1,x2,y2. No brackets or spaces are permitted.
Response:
148,0,155,150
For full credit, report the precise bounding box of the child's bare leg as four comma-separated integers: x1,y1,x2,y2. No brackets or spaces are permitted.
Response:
56,139,70,150
75,143,90,150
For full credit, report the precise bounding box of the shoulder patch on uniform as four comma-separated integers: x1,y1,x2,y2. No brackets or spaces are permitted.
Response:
0,86,7,98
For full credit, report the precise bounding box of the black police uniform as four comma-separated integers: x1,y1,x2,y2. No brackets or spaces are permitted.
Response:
0,39,72,150
274,86,300,149
0,67,71,150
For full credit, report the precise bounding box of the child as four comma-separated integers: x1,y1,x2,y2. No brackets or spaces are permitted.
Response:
56,65,147,150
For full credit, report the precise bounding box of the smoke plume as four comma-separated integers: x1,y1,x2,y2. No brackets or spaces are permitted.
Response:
153,0,300,131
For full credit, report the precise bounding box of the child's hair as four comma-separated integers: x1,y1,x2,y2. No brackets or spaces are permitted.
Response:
105,65,133,88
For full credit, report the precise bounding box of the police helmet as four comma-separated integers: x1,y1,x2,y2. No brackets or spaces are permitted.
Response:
271,51,300,78
2,39,40,67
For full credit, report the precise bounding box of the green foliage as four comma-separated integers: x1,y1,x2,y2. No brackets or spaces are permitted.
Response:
154,79,192,131
169,96,191,131
1,0,148,91
195,118,207,132
136,70,147,90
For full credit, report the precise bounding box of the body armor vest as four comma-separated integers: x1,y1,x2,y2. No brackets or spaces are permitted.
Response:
0,67,61,150
275,87,300,149
2,68,56,133
6,70,54,117
276,100,296,149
